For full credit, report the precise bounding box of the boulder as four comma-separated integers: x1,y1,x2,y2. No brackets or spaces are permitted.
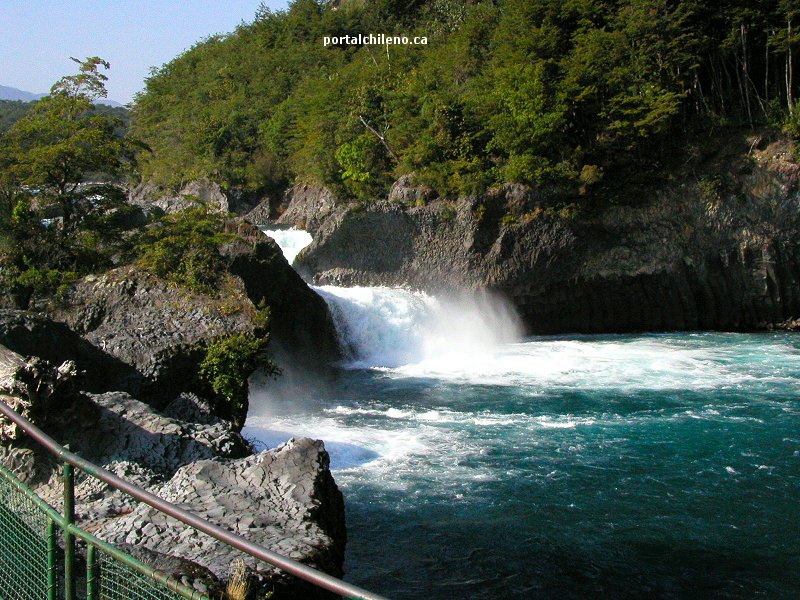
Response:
0,310,140,393
129,179,230,214
2,387,345,599
96,437,345,599
46,268,256,406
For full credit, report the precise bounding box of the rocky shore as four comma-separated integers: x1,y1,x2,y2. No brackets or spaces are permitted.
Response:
0,206,346,598
272,134,800,334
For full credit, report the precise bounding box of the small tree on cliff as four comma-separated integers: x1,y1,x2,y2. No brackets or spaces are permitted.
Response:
0,57,136,306
1,57,129,231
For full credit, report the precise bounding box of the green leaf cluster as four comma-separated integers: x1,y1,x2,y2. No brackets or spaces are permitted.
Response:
0,58,138,306
132,0,800,203
198,333,279,429
134,203,236,294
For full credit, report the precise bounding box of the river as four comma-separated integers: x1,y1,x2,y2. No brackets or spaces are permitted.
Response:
244,228,800,599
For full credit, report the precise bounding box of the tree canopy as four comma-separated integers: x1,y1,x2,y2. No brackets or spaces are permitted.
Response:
132,0,800,204
0,57,135,305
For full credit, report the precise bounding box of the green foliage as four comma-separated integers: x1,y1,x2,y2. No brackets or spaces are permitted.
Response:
0,100,34,133
198,333,279,428
132,0,800,204
698,174,726,204
135,203,235,294
0,58,138,307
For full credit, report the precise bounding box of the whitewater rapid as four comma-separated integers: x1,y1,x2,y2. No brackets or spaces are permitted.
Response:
250,228,800,474
253,227,800,598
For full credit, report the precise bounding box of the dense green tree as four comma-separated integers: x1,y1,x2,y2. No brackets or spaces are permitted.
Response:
131,0,800,203
1,57,131,230
0,58,135,306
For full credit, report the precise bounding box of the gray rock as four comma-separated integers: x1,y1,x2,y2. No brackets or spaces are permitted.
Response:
0,343,83,444
277,184,342,234
220,229,340,363
387,173,434,205
46,269,256,405
290,139,800,333
2,387,346,597
0,310,141,393
93,437,344,598
129,179,230,214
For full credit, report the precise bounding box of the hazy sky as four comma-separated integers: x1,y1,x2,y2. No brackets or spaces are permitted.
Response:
1,0,291,104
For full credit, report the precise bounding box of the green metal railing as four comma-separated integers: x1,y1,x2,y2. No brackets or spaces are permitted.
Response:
0,397,389,600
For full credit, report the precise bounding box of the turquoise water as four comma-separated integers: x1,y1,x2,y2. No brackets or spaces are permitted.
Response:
247,331,800,599
253,231,799,598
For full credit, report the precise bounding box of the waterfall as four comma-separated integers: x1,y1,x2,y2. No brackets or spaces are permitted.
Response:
262,227,523,370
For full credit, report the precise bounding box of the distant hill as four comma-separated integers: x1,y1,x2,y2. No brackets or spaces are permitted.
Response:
0,97,131,134
0,84,124,107
0,85,44,102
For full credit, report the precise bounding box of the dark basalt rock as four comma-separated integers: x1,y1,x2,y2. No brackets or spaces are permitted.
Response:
283,137,800,333
45,268,256,406
36,228,339,407
0,309,141,393
220,227,340,363
1,381,346,599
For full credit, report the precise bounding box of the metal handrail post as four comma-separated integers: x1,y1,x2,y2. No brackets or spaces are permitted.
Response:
86,543,98,600
47,519,58,600
63,461,76,600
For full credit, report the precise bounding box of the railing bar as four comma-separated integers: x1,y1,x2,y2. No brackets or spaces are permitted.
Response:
46,519,58,600
63,462,76,600
86,543,97,600
0,398,388,600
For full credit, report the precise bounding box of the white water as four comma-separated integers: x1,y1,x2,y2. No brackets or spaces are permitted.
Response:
261,227,313,264
245,228,800,478
252,228,800,598
314,285,524,369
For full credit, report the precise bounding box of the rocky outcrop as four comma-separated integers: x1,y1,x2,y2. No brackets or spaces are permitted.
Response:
221,230,340,361
97,437,345,598
45,268,257,404
129,179,232,214
0,346,79,443
0,309,140,393
129,179,264,216
276,184,343,233
1,380,345,598
37,231,338,406
284,135,800,333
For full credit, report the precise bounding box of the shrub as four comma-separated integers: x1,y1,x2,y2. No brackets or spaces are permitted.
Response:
136,204,235,294
198,333,280,429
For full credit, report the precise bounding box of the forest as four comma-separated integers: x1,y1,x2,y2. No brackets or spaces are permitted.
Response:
0,0,799,307
131,0,800,205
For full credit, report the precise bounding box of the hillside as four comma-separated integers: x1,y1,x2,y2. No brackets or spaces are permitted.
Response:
0,84,45,102
132,0,799,211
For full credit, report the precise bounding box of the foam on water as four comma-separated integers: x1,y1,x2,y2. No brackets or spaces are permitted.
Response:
246,226,800,597
314,285,523,369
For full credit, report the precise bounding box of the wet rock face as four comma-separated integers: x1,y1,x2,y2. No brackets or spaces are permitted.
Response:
221,233,340,363
282,140,800,333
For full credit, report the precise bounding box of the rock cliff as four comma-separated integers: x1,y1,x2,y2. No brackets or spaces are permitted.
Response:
0,344,346,598
282,134,800,333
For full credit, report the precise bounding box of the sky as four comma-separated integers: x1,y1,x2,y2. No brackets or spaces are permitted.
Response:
1,0,291,105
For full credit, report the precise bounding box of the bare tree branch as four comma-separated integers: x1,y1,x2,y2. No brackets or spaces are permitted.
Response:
359,115,399,162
